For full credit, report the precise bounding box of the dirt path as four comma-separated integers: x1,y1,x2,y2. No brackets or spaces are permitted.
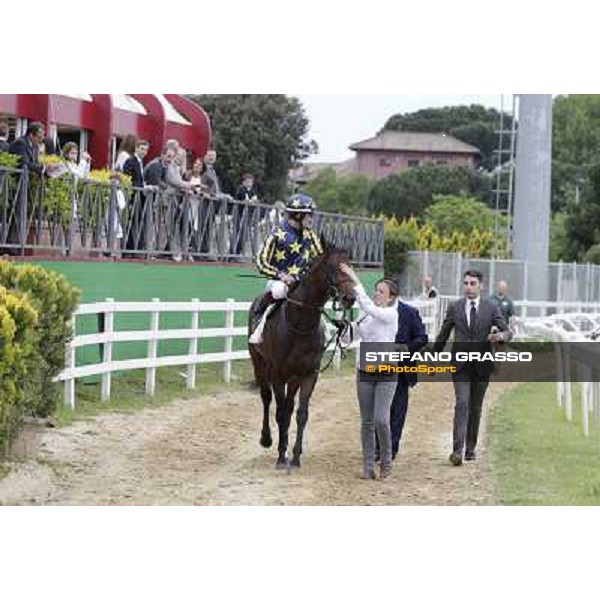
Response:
0,376,509,505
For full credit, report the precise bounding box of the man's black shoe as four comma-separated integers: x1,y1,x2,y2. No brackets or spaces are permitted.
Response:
449,452,463,466
464,451,476,462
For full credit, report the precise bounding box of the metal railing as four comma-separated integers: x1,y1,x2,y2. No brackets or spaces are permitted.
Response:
0,165,384,266
401,250,600,305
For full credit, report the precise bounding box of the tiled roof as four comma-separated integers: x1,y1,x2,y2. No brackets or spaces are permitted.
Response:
349,131,481,154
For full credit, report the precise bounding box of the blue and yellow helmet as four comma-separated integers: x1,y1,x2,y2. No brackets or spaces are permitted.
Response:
286,193,315,214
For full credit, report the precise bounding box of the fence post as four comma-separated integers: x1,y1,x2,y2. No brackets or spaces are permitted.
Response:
580,365,591,436
187,298,200,390
101,298,114,402
224,298,235,383
19,166,28,255
557,260,563,310
64,317,76,409
455,253,463,297
522,261,529,318
593,377,600,431
489,257,496,296
554,331,564,409
107,180,117,257
145,298,160,396
564,343,572,422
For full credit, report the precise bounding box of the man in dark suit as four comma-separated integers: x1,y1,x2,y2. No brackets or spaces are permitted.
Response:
122,140,150,258
389,298,429,459
9,122,45,175
433,269,512,466
122,139,149,188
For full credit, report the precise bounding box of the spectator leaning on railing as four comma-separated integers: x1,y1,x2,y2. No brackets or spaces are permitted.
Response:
62,142,91,180
203,148,221,196
232,173,260,259
122,140,151,258
114,134,138,172
9,121,45,175
184,156,211,256
144,145,175,190
163,141,197,262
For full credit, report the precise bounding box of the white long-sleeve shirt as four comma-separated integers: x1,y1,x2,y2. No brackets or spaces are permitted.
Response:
342,284,398,368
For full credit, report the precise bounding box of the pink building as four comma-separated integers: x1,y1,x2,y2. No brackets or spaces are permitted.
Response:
349,131,480,180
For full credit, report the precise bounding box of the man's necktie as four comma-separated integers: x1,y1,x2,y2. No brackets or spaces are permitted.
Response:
469,300,477,333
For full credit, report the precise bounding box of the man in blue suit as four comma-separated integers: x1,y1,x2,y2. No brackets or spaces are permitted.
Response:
388,298,429,459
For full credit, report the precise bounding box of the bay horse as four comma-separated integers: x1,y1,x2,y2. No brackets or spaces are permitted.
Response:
248,240,356,469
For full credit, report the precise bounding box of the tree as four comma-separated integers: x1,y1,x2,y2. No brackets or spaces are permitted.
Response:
550,95,600,215
368,163,493,219
423,194,499,236
187,94,314,201
553,95,600,166
382,104,512,170
562,163,600,261
302,168,373,215
549,212,571,262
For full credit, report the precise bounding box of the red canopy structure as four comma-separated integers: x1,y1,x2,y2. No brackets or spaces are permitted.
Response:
0,94,211,167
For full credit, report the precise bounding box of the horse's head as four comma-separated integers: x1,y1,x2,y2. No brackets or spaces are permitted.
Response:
305,237,356,310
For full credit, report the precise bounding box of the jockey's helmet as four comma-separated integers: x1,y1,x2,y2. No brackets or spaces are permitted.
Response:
286,193,314,215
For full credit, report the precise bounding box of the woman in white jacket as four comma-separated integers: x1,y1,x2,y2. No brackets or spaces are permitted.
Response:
339,263,399,480
62,142,91,180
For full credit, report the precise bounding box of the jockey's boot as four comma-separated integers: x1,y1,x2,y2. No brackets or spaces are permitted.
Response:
249,292,276,344
253,292,275,325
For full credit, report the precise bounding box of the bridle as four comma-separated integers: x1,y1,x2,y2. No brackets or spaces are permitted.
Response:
284,261,355,371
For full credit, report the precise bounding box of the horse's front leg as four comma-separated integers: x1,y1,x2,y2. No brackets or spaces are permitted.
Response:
291,372,319,469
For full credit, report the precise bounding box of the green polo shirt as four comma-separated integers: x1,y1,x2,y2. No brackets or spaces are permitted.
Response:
490,293,514,324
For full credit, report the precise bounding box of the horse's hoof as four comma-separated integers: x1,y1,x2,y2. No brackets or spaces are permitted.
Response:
276,458,288,470
290,458,301,469
260,434,272,448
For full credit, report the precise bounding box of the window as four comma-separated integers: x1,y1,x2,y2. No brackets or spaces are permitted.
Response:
379,157,393,167
408,160,420,168
436,160,448,165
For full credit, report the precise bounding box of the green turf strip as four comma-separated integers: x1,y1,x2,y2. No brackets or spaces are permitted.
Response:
487,381,600,505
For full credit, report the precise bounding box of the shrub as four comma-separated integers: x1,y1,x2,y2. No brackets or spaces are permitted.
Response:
0,286,38,453
0,152,20,169
0,261,80,418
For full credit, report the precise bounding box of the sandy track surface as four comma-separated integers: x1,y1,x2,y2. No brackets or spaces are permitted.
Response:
0,376,509,505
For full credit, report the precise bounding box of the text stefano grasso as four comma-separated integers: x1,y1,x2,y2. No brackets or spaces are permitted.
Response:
363,351,533,363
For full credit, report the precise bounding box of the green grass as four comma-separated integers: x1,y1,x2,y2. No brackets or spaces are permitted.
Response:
28,261,382,369
487,382,600,505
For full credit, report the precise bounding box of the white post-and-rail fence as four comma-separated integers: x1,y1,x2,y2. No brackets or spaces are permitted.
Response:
514,313,600,437
56,295,600,418
56,297,439,410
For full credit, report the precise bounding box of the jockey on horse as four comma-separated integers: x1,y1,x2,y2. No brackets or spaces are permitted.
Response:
248,192,323,344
